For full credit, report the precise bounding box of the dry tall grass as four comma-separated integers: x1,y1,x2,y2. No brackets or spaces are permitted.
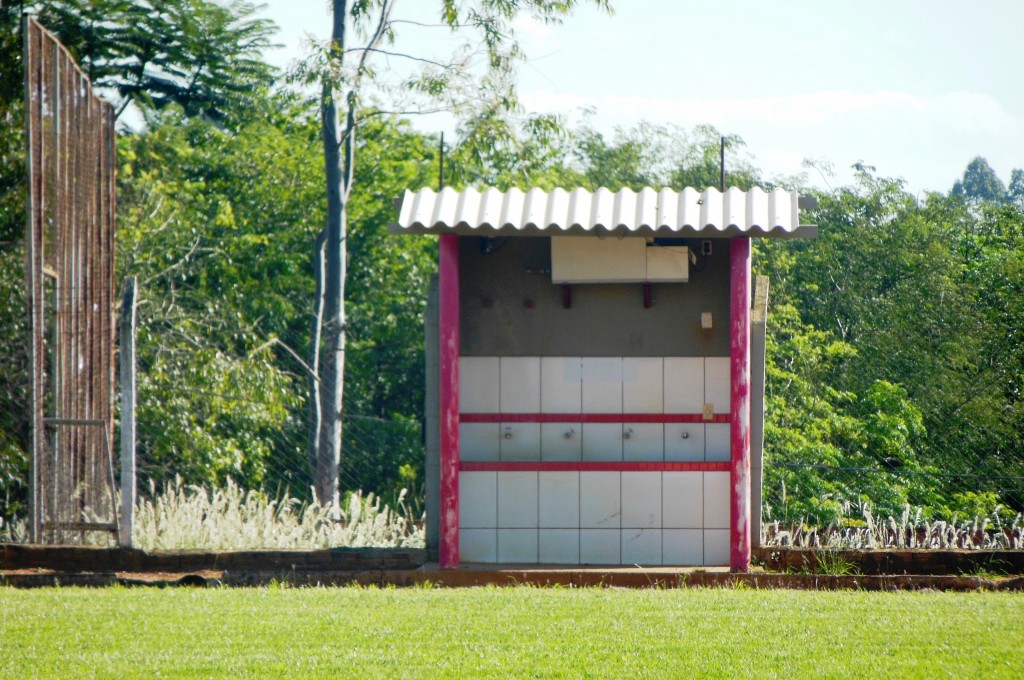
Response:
134,477,425,551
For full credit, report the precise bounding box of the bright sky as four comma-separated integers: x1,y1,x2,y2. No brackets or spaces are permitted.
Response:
258,0,1024,195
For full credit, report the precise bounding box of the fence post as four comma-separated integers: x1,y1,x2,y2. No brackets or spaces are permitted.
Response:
118,276,137,548
750,275,769,549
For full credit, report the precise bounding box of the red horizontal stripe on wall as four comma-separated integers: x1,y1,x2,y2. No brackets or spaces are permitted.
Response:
459,461,731,472
459,413,732,424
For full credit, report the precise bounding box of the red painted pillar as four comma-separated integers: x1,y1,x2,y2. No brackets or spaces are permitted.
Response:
438,234,460,569
729,237,752,572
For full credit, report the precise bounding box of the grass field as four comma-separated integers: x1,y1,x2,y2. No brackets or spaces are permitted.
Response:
1,586,1022,678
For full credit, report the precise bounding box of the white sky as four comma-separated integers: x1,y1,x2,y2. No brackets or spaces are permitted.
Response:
258,0,1024,194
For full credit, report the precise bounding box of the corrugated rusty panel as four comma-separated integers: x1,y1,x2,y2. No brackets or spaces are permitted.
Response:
24,17,117,544
392,186,816,238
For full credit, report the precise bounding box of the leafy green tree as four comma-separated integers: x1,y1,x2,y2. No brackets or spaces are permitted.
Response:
305,0,613,505
27,0,277,125
1009,168,1024,208
951,156,1007,202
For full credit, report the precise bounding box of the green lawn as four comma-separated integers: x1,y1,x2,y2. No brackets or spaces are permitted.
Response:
1,585,1021,678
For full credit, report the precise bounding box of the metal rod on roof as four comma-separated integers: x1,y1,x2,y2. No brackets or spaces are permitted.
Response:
720,136,726,192
439,132,445,190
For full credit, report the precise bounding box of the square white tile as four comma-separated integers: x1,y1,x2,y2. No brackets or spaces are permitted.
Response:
623,423,664,462
460,528,497,563
459,423,499,462
579,529,620,565
499,422,540,461
663,472,703,529
459,357,499,413
704,471,730,529
500,357,540,413
663,529,703,566
580,472,620,528
621,528,661,565
664,357,704,414
622,358,663,413
705,423,731,462
621,472,662,528
540,422,581,461
538,472,579,529
664,423,704,462
582,423,622,462
497,528,538,563
459,472,496,528
704,529,730,566
497,472,538,528
705,357,731,414
582,357,622,412
540,357,581,413
539,529,579,564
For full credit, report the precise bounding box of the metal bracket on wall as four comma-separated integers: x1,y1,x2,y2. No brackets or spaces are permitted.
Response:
642,283,652,308
562,284,572,309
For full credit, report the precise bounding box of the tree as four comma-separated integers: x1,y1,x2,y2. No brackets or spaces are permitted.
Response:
307,0,613,506
1009,168,1024,208
951,156,1007,202
27,0,277,125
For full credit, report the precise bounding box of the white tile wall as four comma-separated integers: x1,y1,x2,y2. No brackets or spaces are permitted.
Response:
500,357,540,413
705,357,731,414
459,357,499,413
499,422,540,461
621,528,661,565
540,422,581,461
539,529,579,564
457,470,732,565
663,472,703,529
664,357,704,413
541,357,581,413
459,472,496,528
538,472,579,529
664,423,705,462
580,529,620,565
663,529,703,565
704,529,730,566
455,354,740,566
460,529,496,562
460,423,499,462
498,529,538,563
622,358,663,413
704,471,731,529
580,472,621,528
705,423,731,462
621,472,661,528
582,423,623,461
497,472,538,528
582,357,622,412
623,423,664,461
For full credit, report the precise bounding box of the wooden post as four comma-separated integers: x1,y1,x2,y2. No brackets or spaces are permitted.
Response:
118,276,137,548
729,238,752,572
438,234,460,569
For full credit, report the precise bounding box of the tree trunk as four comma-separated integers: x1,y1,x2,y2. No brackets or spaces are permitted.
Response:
315,0,350,506
307,229,326,477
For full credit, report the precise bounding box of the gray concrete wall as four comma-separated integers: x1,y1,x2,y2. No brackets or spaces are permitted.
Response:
459,237,731,357
424,275,440,561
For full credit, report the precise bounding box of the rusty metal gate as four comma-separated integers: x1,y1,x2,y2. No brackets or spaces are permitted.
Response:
23,16,117,543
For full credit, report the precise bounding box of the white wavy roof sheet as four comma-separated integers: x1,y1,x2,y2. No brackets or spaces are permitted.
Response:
391,186,817,239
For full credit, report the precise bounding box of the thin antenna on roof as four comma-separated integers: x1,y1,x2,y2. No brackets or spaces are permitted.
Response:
438,132,445,191
720,136,726,192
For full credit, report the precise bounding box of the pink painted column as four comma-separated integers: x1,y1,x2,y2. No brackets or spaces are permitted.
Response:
438,234,460,569
729,237,752,573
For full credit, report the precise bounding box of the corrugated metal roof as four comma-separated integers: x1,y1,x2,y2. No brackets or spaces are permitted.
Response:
390,186,817,239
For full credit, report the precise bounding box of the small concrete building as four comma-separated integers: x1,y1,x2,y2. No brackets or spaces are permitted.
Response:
391,186,815,571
